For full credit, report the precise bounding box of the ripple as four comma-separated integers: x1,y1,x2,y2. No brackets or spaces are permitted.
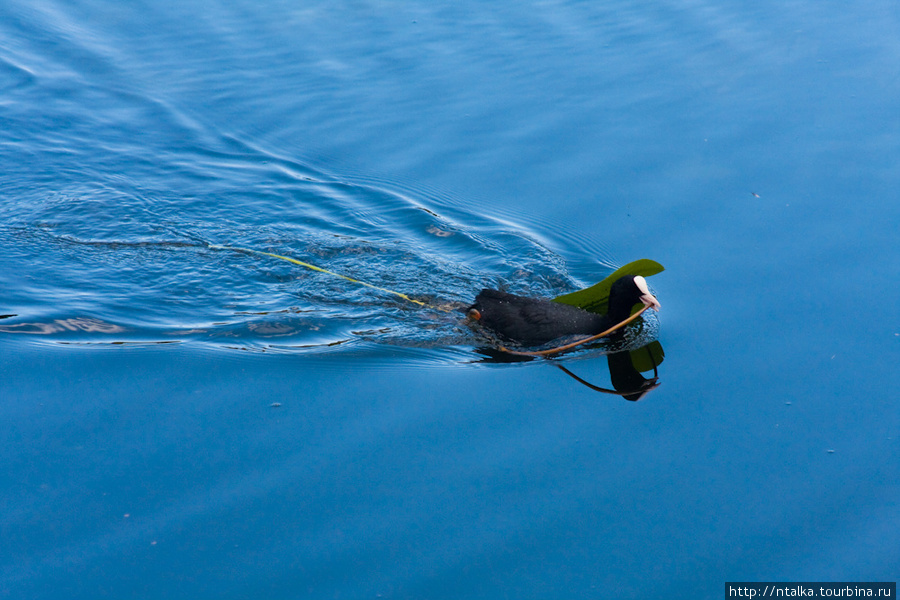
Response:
0,60,655,364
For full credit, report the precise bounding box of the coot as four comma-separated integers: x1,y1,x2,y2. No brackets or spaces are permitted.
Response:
467,275,660,347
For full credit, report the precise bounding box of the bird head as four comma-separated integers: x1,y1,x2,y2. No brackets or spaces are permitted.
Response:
633,275,660,311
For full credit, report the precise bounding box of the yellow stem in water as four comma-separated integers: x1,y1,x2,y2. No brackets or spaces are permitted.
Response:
209,243,648,351
208,244,442,310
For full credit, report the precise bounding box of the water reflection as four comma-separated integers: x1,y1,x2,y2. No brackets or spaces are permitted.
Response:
559,341,664,401
474,340,665,401
0,317,125,334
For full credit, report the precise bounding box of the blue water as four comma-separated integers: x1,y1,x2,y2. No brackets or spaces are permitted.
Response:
2,1,899,598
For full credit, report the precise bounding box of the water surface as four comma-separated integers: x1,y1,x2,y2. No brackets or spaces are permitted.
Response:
2,1,898,598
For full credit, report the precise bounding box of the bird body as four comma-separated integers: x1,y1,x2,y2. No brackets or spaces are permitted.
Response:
468,275,660,347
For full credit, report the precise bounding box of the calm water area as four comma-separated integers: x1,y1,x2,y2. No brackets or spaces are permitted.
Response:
2,1,899,598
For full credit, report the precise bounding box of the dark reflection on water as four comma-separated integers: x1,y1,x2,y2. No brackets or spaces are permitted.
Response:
474,339,664,400
558,342,663,402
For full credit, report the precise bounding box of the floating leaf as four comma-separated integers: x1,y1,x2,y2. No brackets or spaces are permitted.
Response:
552,259,665,314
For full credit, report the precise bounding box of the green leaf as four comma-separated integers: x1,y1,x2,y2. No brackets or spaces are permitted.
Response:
630,340,665,373
552,258,664,314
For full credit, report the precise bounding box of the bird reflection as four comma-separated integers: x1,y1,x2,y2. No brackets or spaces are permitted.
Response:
558,341,662,401
473,340,664,401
